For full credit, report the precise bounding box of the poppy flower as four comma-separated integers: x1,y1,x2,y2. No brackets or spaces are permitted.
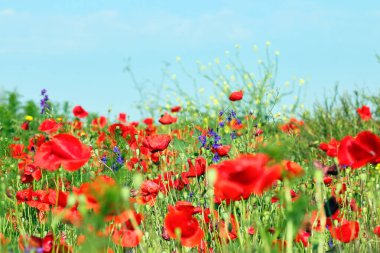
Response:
319,138,340,157
338,131,380,169
159,113,177,125
9,144,28,159
137,180,160,205
117,113,127,124
111,210,143,248
211,154,282,203
330,220,360,243
20,164,42,184
374,226,380,237
281,160,304,179
38,119,62,134
171,106,182,113
142,134,171,153
229,90,243,101
21,121,29,130
18,233,70,253
185,156,207,178
164,206,204,247
295,231,311,247
91,116,107,129
72,105,88,118
280,118,304,134
143,118,154,125
34,133,91,171
215,145,231,157
357,105,372,121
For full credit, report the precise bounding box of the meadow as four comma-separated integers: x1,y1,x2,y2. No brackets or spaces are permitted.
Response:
0,48,379,253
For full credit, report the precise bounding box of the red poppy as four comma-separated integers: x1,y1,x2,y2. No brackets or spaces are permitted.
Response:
338,131,380,169
319,138,340,157
164,206,204,247
281,160,304,179
171,106,182,113
91,116,107,129
159,113,177,125
185,156,207,178
27,134,46,152
215,145,231,157
172,201,202,215
143,118,154,125
21,121,29,130
295,231,311,247
34,134,91,171
357,105,372,121
72,105,88,118
38,119,62,134
111,210,143,248
142,134,171,153
211,154,282,203
18,233,70,253
117,113,127,124
229,90,243,101
330,220,360,243
9,144,28,159
20,164,42,184
255,128,264,136
218,214,239,242
280,118,304,134
374,226,380,237
136,180,160,205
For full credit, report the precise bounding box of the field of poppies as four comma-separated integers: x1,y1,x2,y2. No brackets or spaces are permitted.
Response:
0,56,380,253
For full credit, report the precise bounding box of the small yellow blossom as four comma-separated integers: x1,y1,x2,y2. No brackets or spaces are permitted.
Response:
25,115,33,121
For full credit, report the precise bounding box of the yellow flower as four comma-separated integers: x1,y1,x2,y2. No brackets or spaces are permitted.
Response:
376,163,380,172
25,115,33,121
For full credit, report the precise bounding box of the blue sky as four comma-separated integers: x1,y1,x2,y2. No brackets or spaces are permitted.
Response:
1,1,379,119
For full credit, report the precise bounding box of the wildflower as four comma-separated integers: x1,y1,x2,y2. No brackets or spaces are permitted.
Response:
319,138,340,157
198,135,207,147
142,134,171,153
72,105,89,118
230,131,237,140
40,89,50,114
212,153,220,163
329,220,360,243
229,90,243,101
34,133,91,171
211,154,282,203
219,121,225,127
357,105,372,121
171,106,182,113
164,205,204,247
38,118,62,134
25,115,33,121
374,226,380,237
338,130,380,169
159,113,177,125
117,113,127,124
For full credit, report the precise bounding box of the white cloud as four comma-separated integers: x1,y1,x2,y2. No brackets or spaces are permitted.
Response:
0,8,15,16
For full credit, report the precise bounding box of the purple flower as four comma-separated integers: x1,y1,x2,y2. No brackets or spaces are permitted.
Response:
212,153,220,163
40,89,50,114
113,146,121,154
116,155,124,165
230,131,237,140
219,121,225,127
198,135,207,147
